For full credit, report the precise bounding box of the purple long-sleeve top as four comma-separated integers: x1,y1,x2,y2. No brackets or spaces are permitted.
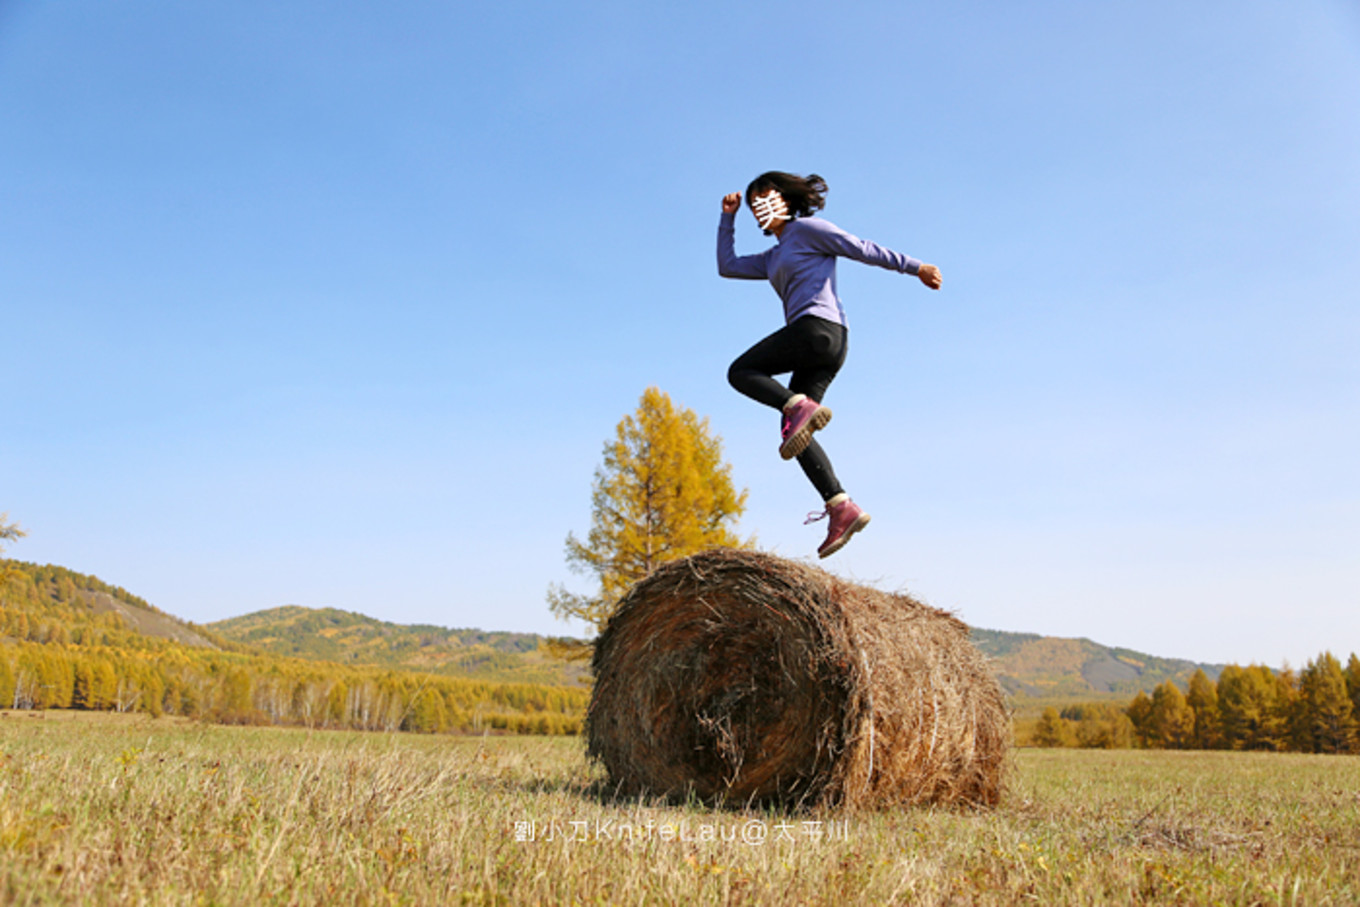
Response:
717,210,922,326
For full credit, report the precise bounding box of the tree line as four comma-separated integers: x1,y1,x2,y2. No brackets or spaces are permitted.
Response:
0,639,585,735
1,562,586,735
1032,654,1360,754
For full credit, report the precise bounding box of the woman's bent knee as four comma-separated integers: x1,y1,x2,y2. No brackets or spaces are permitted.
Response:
727,361,748,391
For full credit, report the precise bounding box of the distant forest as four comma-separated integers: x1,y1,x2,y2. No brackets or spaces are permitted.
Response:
5,559,1358,752
208,605,586,688
1028,656,1360,754
0,562,585,734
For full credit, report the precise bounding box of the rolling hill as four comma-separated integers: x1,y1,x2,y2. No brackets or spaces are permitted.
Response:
208,605,1223,704
207,606,588,687
0,560,232,653
4,558,1223,704
970,628,1224,702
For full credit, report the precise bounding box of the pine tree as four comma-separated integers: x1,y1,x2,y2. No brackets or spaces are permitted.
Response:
141,669,165,718
92,661,119,710
1062,702,1134,749
1344,654,1360,725
220,667,254,721
327,680,349,726
1150,681,1195,749
1272,667,1302,752
405,688,448,733
1186,668,1222,749
1125,690,1155,748
0,655,13,708
1219,664,1291,751
548,387,749,640
1033,707,1072,747
1299,652,1358,754
72,661,95,710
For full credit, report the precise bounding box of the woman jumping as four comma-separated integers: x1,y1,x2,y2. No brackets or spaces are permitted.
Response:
718,171,942,558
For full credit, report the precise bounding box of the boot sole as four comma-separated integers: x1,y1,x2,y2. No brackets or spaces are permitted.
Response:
818,512,871,559
779,406,832,460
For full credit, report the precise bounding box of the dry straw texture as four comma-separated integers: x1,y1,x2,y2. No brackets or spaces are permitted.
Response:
586,548,1010,810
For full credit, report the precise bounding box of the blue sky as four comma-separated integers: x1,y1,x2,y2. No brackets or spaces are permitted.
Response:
3,1,1357,668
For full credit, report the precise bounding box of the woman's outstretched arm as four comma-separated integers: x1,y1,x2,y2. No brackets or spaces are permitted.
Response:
717,192,769,280
800,217,941,290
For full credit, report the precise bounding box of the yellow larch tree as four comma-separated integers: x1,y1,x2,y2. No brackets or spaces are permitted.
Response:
547,387,749,644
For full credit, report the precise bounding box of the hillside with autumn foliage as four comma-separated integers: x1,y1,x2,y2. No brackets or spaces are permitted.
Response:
5,557,1356,753
207,606,586,687
970,628,1225,701
0,560,586,734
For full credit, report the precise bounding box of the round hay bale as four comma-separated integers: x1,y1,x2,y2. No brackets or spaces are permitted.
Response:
586,548,1010,810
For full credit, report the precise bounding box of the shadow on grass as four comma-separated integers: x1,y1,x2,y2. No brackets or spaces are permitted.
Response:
490,769,831,818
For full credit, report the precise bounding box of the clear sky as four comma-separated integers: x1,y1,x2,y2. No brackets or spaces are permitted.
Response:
3,1,1357,669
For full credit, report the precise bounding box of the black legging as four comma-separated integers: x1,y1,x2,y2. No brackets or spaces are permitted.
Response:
728,315,848,501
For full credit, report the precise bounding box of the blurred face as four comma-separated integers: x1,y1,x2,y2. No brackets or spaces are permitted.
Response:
749,189,790,233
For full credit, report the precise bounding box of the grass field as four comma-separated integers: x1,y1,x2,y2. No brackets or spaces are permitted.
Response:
2,711,1357,905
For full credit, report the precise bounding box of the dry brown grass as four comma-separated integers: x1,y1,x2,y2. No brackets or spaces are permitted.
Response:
586,549,1010,809
2,712,1359,904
